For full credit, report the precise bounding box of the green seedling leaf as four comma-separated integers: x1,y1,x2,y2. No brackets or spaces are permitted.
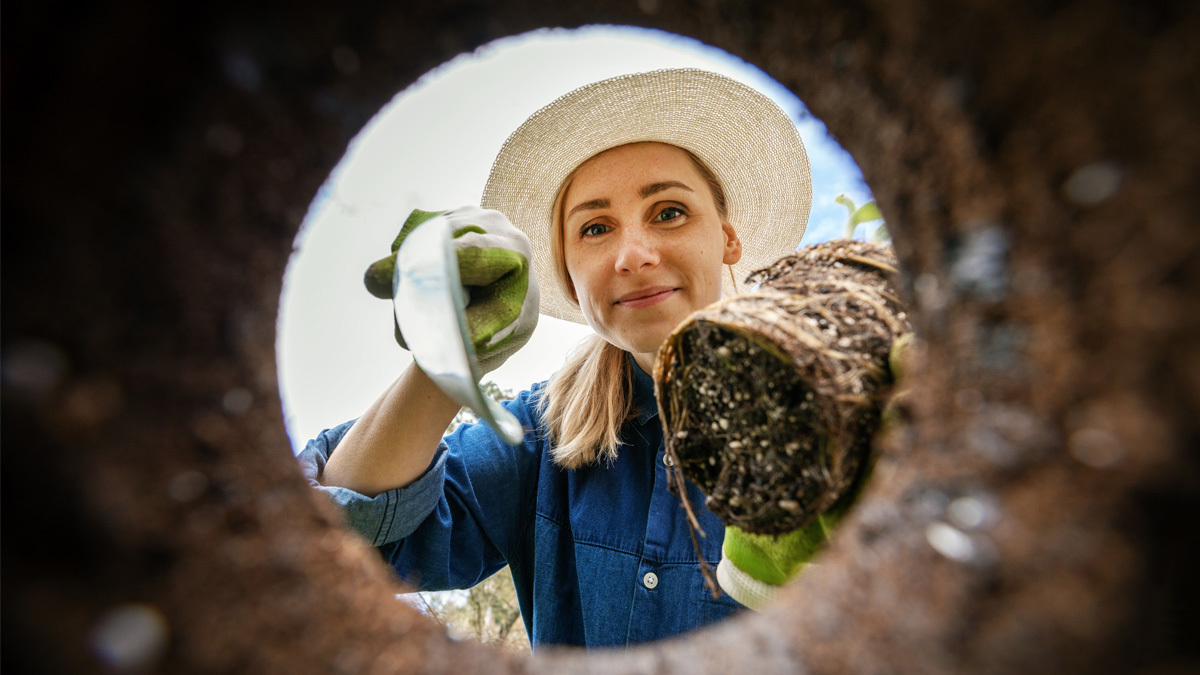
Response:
850,201,883,228
838,195,884,239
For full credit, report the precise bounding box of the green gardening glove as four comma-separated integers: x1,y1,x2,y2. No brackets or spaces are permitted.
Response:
364,206,540,375
716,333,913,610
719,507,848,610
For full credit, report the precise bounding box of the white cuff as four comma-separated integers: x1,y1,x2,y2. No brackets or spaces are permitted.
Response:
716,553,779,611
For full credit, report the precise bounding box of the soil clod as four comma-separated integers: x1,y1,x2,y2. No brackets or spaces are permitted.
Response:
656,241,911,535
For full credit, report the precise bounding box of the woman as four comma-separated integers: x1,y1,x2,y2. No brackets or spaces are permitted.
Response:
300,69,812,648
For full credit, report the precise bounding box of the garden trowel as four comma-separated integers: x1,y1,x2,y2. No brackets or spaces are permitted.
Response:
392,214,525,445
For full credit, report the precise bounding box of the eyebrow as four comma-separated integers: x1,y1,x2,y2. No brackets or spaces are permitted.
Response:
566,198,609,218
639,180,694,198
566,181,695,218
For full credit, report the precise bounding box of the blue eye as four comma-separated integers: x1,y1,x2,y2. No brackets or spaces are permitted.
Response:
581,223,611,238
656,206,685,222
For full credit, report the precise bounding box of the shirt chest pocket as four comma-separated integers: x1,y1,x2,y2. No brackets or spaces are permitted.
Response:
563,458,654,555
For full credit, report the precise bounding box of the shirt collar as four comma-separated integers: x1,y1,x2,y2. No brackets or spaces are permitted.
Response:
628,353,659,425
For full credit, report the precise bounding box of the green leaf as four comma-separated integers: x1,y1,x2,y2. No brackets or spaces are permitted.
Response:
849,201,883,228
871,223,891,242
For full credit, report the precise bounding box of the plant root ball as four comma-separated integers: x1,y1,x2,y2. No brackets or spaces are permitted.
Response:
655,240,910,535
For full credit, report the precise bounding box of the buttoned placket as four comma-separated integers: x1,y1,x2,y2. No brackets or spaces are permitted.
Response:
624,414,681,644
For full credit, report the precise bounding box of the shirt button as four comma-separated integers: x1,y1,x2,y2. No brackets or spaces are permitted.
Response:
662,453,674,467
643,572,659,589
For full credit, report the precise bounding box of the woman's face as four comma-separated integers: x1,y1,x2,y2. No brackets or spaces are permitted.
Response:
561,142,742,358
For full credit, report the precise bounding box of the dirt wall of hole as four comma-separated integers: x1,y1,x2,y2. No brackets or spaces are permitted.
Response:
3,0,1197,673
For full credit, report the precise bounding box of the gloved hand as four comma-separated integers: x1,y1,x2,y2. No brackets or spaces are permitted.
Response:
716,333,914,610
364,206,539,375
718,508,847,610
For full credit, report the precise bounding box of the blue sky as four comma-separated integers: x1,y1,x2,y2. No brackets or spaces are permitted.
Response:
277,26,876,452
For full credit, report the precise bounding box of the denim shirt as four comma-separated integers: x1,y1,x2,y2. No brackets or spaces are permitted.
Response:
298,357,745,649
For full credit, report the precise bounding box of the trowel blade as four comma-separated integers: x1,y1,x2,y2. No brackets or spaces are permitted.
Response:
392,214,525,445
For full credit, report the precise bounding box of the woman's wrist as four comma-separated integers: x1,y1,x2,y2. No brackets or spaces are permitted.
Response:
321,363,459,496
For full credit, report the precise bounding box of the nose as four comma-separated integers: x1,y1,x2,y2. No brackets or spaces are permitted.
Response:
614,226,660,274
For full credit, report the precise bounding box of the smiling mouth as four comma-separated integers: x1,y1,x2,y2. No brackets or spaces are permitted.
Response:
615,287,677,309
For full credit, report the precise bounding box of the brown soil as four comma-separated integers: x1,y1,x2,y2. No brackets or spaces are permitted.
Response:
4,1,1198,674
658,241,909,535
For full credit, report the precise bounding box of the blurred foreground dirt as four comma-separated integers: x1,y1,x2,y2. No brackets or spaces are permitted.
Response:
3,1,1197,673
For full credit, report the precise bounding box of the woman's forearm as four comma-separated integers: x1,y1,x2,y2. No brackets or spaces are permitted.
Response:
320,363,461,497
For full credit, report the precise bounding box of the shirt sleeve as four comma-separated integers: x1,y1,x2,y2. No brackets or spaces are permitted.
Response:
296,419,450,546
297,386,547,591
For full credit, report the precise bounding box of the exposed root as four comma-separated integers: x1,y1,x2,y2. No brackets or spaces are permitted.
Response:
655,241,911,535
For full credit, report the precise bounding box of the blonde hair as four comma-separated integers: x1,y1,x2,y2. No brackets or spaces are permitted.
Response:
541,144,728,469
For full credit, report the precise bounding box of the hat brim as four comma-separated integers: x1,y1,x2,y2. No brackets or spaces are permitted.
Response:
482,68,812,325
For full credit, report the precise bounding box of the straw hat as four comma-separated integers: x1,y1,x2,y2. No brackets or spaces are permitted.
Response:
481,68,812,325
